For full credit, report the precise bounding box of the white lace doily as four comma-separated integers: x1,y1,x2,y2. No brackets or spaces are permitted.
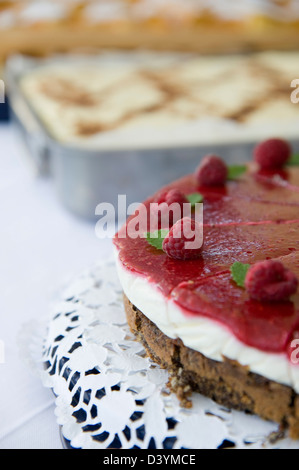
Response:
19,258,299,449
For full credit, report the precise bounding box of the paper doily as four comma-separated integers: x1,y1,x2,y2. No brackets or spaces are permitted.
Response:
19,258,299,449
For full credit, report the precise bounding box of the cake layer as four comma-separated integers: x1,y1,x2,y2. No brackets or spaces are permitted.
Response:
124,295,299,439
116,255,299,393
114,161,299,392
115,168,299,296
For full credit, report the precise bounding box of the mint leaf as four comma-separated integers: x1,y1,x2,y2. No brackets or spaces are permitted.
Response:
146,229,169,250
186,192,203,207
287,153,299,166
227,165,247,180
230,262,250,288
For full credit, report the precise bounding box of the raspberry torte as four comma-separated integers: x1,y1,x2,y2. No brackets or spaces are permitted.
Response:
113,138,299,439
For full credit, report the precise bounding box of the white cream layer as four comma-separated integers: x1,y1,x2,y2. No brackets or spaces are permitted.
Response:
115,253,299,393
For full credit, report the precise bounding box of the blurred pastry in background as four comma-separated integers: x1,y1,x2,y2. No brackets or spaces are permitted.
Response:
0,0,299,61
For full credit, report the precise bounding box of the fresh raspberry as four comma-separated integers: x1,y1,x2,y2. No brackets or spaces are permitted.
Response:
245,260,298,302
253,138,291,169
195,154,228,186
155,188,188,206
151,189,188,229
162,217,204,260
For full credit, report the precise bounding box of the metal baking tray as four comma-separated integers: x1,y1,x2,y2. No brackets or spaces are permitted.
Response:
5,52,298,220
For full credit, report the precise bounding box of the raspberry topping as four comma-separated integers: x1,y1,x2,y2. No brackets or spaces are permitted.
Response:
245,260,298,302
155,189,187,206
162,217,204,260
195,154,228,186
151,189,188,229
253,138,291,169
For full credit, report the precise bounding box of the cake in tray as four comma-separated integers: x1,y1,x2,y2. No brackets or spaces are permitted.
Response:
113,138,299,439
18,50,299,148
1,0,299,60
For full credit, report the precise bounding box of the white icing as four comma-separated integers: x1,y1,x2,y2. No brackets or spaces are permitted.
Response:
131,0,200,21
19,1,68,24
1,0,299,27
200,0,299,21
0,9,17,29
83,1,128,23
130,0,299,21
115,252,299,392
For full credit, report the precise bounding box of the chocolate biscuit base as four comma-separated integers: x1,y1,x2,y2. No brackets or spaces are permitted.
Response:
123,294,299,440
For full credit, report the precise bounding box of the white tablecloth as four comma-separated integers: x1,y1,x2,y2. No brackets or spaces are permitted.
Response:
0,123,114,448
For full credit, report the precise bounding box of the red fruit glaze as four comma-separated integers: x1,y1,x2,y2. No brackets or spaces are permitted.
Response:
195,155,228,186
155,189,187,206
254,138,291,169
114,167,299,357
162,217,204,260
152,189,188,229
245,260,298,302
172,272,298,353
